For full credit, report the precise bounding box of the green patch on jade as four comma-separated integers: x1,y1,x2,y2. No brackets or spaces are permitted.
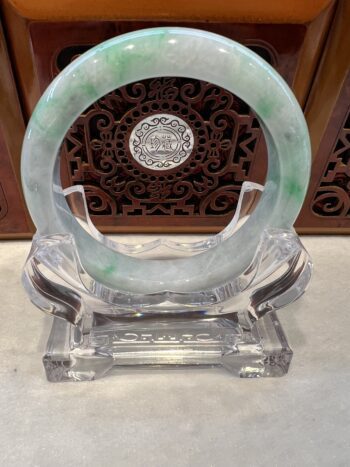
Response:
103,264,116,276
285,178,306,203
256,96,277,120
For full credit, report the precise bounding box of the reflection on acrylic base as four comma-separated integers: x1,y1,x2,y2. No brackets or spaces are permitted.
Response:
22,182,312,382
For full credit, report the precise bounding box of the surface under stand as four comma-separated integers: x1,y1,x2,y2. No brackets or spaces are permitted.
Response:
22,182,312,381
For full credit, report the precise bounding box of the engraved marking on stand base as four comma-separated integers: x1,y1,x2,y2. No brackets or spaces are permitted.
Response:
129,113,194,170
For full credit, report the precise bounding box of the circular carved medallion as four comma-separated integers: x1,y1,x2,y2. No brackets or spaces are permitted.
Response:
129,113,194,170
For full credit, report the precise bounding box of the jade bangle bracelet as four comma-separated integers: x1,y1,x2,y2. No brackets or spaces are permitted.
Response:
21,27,311,294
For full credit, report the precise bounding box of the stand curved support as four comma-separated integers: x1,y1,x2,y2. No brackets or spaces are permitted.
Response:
22,184,312,381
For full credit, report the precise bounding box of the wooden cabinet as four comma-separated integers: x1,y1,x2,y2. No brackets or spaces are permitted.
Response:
2,0,349,235
0,21,32,238
298,0,350,232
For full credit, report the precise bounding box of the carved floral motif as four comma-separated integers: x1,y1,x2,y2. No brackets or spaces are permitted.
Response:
61,76,263,220
312,108,350,218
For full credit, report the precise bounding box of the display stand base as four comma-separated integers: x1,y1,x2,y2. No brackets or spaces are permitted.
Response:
43,311,292,381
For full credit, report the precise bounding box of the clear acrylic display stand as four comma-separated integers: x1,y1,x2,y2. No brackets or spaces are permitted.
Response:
23,182,312,381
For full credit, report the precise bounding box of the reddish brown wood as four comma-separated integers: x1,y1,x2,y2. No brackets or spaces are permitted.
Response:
0,22,32,237
0,2,337,234
0,127,31,236
59,76,266,230
26,20,309,232
297,73,350,232
296,0,350,233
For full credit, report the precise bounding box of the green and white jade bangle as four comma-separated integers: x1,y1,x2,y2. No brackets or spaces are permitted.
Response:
21,27,311,294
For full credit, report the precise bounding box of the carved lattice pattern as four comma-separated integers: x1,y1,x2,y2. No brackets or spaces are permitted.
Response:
61,77,263,219
312,108,350,217
57,44,273,228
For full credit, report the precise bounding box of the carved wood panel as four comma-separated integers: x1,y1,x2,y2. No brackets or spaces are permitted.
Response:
54,38,285,231
26,20,307,232
60,75,264,227
0,21,31,237
312,106,350,218
298,72,350,231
